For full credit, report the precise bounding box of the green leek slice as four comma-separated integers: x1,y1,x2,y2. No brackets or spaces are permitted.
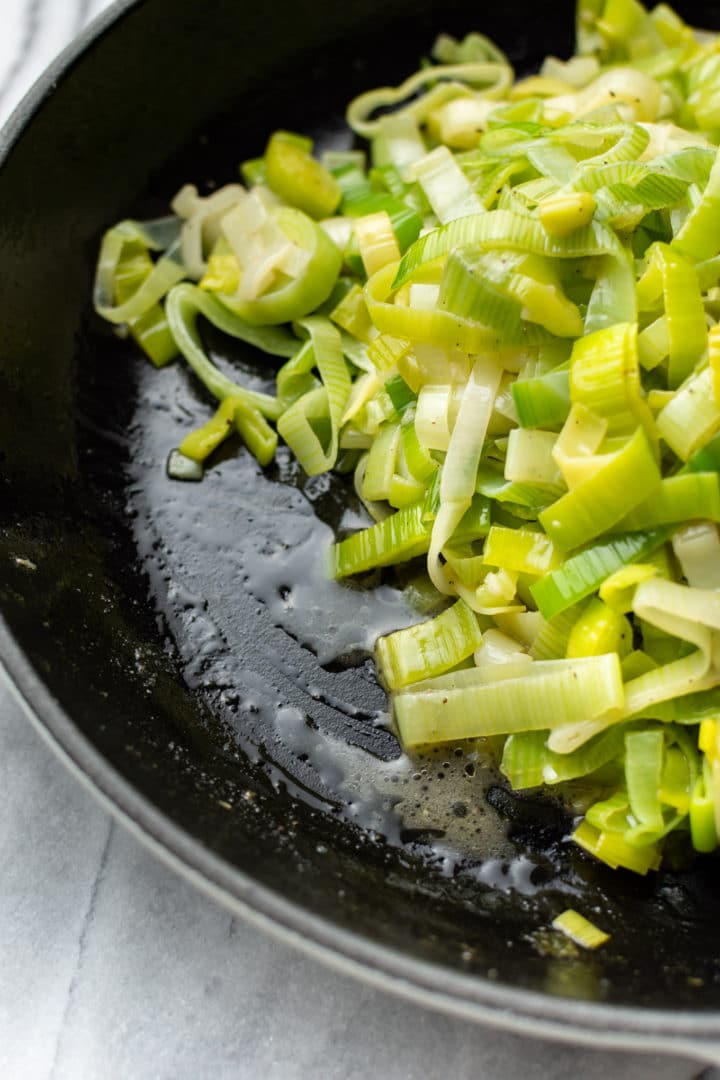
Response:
394,653,624,747
377,600,485,690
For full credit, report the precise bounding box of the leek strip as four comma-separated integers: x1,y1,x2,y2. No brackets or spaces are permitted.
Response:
439,248,583,339
355,211,401,277
276,340,319,409
512,369,570,429
384,373,416,417
656,368,720,461
393,210,624,289
173,184,247,280
617,646,657,677
179,397,238,463
551,404,607,489
95,218,185,325
604,175,689,217
372,112,427,172
623,578,720,716
415,384,454,451
347,62,513,139
672,522,720,589
113,248,177,367
177,393,277,469
393,653,624,747
218,198,304,303
334,165,423,254
538,192,596,236
341,371,382,427
200,248,241,295
584,250,637,333
361,421,401,500
365,263,497,352
330,285,376,345
547,712,622,754
504,429,560,485
428,356,502,593
475,470,562,510
686,431,720,475
539,427,661,550
618,473,720,529
264,132,341,219
501,725,626,788
710,324,720,407
376,599,484,690
483,525,563,576
495,610,544,647
572,819,661,875
276,318,351,475
352,453,391,521
409,146,484,223
400,411,438,482
331,500,430,577
551,910,609,950
165,284,293,418
451,494,492,543
599,563,658,612
584,790,634,835
569,322,653,438
566,598,631,658
474,628,529,674
690,770,718,853
124,305,178,368
428,97,498,149
432,30,510,66
469,567,521,615
625,728,665,835
233,400,278,466
672,150,720,261
443,546,488,587
530,605,584,660
530,527,671,620
166,450,203,482
655,245,707,388
660,736,696,815
368,334,413,374
637,316,669,372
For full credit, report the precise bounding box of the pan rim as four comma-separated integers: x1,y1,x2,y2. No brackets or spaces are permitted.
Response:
2,0,720,1059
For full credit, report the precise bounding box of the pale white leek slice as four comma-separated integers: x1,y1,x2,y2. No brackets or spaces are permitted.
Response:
505,428,562,485
409,145,484,224
428,356,502,594
673,523,720,589
394,654,624,747
173,183,247,280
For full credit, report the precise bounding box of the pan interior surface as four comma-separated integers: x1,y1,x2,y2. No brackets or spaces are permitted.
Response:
2,0,720,1026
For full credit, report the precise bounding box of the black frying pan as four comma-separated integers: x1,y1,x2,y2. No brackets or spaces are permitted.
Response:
2,0,720,1066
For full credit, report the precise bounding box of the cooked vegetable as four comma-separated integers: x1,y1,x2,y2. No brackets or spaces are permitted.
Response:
551,909,610,949
94,0,720,874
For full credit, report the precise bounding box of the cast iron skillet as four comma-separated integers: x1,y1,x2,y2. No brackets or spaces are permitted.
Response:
2,0,720,1066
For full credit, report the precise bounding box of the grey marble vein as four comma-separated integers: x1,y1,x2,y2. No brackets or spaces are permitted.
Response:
49,820,115,1078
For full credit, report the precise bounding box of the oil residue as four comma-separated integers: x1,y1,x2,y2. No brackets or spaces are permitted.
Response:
236,474,422,667
273,704,513,867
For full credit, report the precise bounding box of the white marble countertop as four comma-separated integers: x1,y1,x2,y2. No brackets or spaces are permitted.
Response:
0,3,714,1078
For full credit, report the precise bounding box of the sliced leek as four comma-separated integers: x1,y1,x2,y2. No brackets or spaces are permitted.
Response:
93,0,720,875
